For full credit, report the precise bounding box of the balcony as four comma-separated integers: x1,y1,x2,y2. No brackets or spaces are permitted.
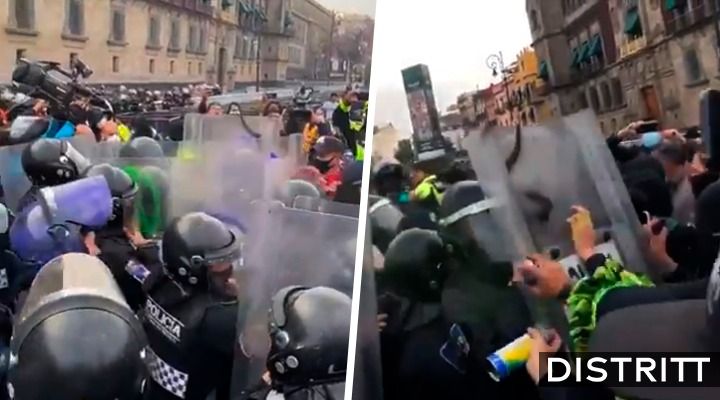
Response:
619,36,647,59
665,0,718,35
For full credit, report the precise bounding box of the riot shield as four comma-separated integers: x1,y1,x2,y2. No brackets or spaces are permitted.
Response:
0,142,31,212
231,205,358,398
465,110,647,277
9,253,147,399
351,220,384,400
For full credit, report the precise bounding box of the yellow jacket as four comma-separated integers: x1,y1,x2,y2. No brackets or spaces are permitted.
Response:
302,123,319,154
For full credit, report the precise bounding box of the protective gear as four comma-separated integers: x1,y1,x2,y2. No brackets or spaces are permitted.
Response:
438,181,512,264
368,195,404,254
141,214,245,400
380,228,450,302
236,206,357,396
84,163,138,228
8,253,147,400
276,179,322,209
466,111,647,275
373,162,406,197
266,286,350,390
21,138,90,187
10,175,113,265
160,212,243,289
119,136,164,159
348,100,366,133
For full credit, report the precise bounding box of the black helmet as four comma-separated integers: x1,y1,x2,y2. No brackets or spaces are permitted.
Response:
8,254,147,400
438,180,512,264
84,163,138,226
21,138,90,187
276,179,322,209
119,137,164,158
368,195,404,254
372,162,405,197
380,228,451,302
267,286,350,389
161,212,242,288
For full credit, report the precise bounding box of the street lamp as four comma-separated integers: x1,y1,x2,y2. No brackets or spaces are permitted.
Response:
486,51,517,124
252,9,266,92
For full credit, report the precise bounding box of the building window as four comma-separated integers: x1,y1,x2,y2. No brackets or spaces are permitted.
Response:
588,86,601,111
149,59,155,74
600,81,612,110
15,49,26,62
611,118,618,133
198,62,203,75
221,0,233,11
683,48,704,83
199,26,207,53
10,0,35,30
530,10,540,31
234,34,244,59
600,121,606,134
112,56,120,73
148,15,161,48
66,0,84,36
188,61,192,75
610,78,625,107
578,92,589,109
170,60,175,74
169,18,181,50
110,9,126,43
187,24,198,53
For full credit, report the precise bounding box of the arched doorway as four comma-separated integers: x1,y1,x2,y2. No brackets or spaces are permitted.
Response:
218,47,227,90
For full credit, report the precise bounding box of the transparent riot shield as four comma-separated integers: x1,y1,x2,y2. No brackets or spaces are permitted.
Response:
0,142,31,212
291,195,361,217
231,205,358,398
352,222,384,400
461,125,570,347
466,110,647,277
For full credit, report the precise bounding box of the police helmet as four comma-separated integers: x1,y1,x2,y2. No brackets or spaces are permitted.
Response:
161,212,243,287
85,164,138,225
119,136,164,158
21,138,91,187
380,228,451,302
267,286,350,389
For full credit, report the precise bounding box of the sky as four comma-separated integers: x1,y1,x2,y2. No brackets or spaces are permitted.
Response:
317,0,376,17
371,0,532,135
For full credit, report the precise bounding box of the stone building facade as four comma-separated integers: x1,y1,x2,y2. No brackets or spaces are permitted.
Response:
0,0,336,90
526,0,720,134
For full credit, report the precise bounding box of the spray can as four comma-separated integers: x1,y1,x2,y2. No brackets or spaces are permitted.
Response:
486,333,533,381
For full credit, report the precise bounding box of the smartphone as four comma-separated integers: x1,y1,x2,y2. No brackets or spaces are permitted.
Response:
440,323,471,374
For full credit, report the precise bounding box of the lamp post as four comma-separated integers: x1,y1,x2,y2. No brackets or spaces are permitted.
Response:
253,8,265,92
486,51,516,125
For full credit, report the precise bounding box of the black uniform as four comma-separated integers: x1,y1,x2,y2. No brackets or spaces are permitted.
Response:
141,212,246,400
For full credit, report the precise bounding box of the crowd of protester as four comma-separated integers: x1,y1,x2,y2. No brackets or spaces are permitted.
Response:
368,117,720,400
0,75,363,399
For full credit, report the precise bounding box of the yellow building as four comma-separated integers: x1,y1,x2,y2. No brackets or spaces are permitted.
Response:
506,47,553,125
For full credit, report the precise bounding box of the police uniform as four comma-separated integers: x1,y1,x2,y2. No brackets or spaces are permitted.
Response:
141,212,246,400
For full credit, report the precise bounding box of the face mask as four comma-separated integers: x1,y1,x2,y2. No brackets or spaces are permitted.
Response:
312,159,332,174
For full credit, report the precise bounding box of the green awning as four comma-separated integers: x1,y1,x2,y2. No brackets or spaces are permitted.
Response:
587,34,603,58
577,40,590,63
538,60,549,80
665,0,686,11
570,47,580,68
255,9,268,22
237,1,251,13
624,8,642,35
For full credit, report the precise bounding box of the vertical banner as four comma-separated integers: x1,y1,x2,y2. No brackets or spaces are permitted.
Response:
401,64,446,160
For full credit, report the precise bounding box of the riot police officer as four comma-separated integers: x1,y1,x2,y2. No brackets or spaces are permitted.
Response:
141,212,245,400
18,138,90,211
367,194,404,254
120,136,165,159
84,163,160,311
247,286,350,400
372,162,407,201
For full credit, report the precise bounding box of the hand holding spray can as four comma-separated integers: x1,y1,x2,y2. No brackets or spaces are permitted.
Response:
486,333,534,381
